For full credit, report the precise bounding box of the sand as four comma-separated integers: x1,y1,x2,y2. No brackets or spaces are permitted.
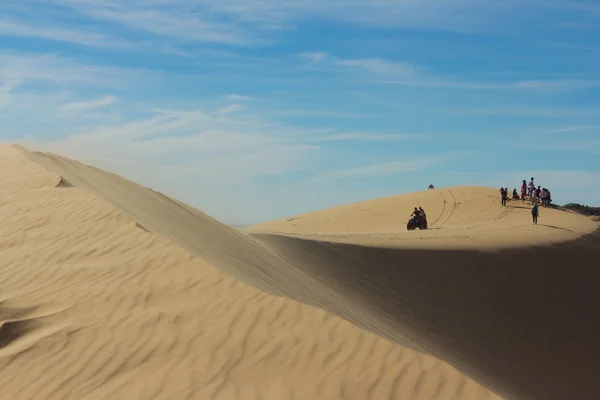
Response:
2,144,599,400
247,185,598,249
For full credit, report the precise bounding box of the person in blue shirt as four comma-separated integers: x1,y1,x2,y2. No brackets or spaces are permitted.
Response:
532,203,539,225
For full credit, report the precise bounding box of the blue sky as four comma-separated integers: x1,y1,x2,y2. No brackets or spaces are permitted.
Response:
1,0,599,225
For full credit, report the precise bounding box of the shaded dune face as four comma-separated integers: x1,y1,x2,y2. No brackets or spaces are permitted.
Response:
251,232,600,400
18,145,600,400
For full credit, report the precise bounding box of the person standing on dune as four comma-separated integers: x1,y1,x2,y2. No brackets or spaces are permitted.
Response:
532,203,539,225
541,188,548,207
528,178,535,198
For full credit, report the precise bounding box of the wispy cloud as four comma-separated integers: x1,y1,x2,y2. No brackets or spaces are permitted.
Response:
55,0,593,35
214,104,244,115
42,0,256,45
518,138,600,154
16,105,319,183
315,132,413,142
376,78,600,92
0,84,14,108
334,56,600,92
337,58,416,78
437,106,600,118
0,18,129,48
314,155,450,181
298,52,328,65
0,52,147,89
13,93,425,189
62,96,116,111
543,125,600,134
261,109,378,119
4,0,599,53
227,94,253,101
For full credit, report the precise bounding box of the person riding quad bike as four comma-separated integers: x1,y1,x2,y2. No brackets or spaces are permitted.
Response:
407,207,428,230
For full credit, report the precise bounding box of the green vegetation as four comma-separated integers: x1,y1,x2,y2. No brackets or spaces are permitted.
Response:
561,203,600,217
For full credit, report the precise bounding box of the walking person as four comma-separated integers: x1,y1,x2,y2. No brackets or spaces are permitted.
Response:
532,203,539,225
521,180,527,202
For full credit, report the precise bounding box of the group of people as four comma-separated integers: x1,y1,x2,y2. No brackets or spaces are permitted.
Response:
520,178,552,207
500,178,552,207
499,177,552,224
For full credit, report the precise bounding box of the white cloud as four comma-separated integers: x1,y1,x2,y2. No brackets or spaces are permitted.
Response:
227,94,253,101
510,79,600,92
52,0,591,36
337,58,416,78
0,18,129,48
332,56,600,92
62,96,116,111
4,0,598,54
0,52,146,89
381,75,600,92
15,105,325,195
47,0,255,45
298,52,328,65
520,138,600,154
315,132,413,142
260,109,378,119
214,104,244,115
313,156,448,181
437,106,600,118
544,125,600,134
0,84,14,108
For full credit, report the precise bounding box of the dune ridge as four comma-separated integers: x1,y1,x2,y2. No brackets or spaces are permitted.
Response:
5,144,600,399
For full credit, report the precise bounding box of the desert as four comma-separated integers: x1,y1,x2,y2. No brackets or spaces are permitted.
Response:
0,144,598,399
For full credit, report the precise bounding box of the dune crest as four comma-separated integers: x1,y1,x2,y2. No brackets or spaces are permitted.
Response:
7,144,600,399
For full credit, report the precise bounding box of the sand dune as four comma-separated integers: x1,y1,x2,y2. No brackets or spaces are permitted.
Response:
248,185,597,249
2,146,501,399
3,144,599,399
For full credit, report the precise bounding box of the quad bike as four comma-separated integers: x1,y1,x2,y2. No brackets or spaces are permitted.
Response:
407,216,428,230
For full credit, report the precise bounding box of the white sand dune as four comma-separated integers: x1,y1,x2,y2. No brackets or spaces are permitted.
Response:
2,144,599,399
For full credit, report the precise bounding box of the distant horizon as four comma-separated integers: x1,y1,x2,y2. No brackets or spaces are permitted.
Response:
1,1,599,225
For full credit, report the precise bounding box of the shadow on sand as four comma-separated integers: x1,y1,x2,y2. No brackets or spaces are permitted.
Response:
252,229,600,400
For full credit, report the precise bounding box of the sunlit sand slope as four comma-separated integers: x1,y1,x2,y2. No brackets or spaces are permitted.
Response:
248,185,597,249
